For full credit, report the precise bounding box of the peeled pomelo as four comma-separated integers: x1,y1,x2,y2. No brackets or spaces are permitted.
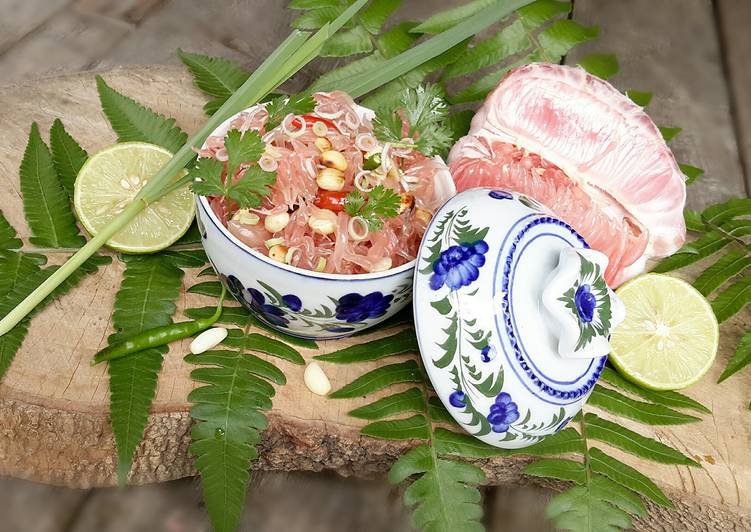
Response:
448,63,687,286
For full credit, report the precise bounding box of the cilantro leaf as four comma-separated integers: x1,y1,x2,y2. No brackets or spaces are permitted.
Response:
344,185,401,231
344,190,366,217
228,166,276,208
189,128,275,210
265,93,316,131
189,158,225,197
225,129,265,178
374,84,453,157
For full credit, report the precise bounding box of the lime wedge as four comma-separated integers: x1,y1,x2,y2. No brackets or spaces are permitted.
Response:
609,273,719,390
74,142,194,253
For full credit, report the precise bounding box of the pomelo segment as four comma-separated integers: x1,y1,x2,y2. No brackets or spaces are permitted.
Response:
448,63,687,286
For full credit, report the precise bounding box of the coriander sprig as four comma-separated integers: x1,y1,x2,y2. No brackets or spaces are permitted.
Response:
344,185,401,231
190,129,275,213
373,84,453,158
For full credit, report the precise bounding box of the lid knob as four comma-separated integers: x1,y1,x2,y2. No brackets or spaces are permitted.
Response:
541,248,626,359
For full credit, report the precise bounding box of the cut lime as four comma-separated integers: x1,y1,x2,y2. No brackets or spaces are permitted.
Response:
609,273,719,390
74,142,194,253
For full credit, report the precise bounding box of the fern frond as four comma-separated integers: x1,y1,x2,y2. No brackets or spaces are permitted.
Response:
108,255,185,484
49,119,88,200
314,329,418,363
389,444,485,532
20,123,85,248
588,386,701,425
177,49,250,115
96,76,188,152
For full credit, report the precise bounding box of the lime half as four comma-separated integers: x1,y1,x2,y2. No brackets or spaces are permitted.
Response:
74,142,195,253
609,273,719,390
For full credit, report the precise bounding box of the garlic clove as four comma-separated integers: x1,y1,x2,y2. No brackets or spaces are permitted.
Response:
304,362,332,396
190,327,228,355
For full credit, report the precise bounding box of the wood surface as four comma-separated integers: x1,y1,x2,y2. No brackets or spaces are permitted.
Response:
0,0,750,530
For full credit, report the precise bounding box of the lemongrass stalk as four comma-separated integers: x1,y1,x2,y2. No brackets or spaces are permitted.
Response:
0,3,369,336
339,0,535,98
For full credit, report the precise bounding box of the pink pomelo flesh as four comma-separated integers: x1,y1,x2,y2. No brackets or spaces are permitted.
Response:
448,63,687,286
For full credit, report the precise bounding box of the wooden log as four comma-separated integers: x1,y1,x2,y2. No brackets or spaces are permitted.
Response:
0,62,750,529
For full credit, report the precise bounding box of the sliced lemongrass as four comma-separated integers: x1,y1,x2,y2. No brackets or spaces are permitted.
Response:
282,114,306,137
285,246,300,265
344,111,360,130
355,133,378,152
312,121,328,136
354,170,374,192
190,327,228,355
232,209,260,225
259,154,278,172
315,257,327,272
264,237,285,249
348,216,369,241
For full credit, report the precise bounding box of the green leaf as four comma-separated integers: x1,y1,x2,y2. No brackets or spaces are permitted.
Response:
362,414,430,440
20,123,85,248
684,209,705,232
660,126,682,142
578,53,619,80
411,0,496,34
186,349,286,385
108,256,184,483
626,89,653,107
718,329,751,382
360,0,401,34
679,163,704,185
177,49,249,108
315,329,418,363
546,475,644,531
536,19,598,59
329,360,422,398
49,119,88,201
517,0,571,29
521,427,586,456
0,211,22,251
228,166,277,210
589,448,673,508
711,274,751,323
434,427,584,458
96,75,188,153
651,231,730,273
447,110,474,140
292,5,347,29
402,456,485,531
584,413,698,466
588,386,701,425
225,129,266,177
321,26,373,57
693,250,751,296
599,367,710,413
388,444,432,483
450,51,540,104
188,280,224,297
222,329,305,365
187,337,276,532
442,19,529,80
348,387,425,420
524,458,586,484
704,197,751,227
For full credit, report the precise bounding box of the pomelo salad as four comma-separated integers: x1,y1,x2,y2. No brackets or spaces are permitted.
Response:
199,91,454,275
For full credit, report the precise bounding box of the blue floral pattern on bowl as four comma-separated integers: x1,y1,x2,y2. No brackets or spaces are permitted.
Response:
429,241,489,291
336,292,394,323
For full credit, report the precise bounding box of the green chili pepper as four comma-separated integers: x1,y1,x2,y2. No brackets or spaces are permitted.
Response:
90,287,227,366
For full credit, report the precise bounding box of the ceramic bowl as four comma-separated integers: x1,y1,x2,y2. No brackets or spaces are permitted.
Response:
194,110,415,340
414,188,618,449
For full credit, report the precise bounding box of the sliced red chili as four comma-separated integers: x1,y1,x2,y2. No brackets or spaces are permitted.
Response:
291,114,339,132
314,190,348,212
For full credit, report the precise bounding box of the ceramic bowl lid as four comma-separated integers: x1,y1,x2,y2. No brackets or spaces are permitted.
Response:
413,188,625,449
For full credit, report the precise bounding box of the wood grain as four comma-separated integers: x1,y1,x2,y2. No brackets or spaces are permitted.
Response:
0,66,750,531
